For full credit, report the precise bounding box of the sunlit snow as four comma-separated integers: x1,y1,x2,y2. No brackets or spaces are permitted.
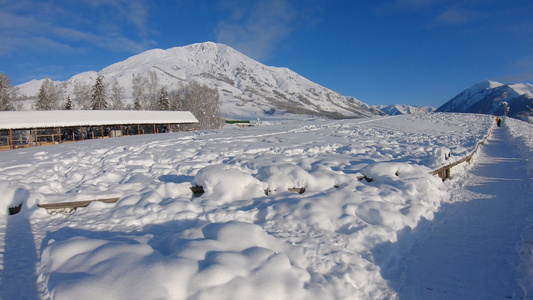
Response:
1,113,532,299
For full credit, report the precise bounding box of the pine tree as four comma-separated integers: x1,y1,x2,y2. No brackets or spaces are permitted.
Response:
91,75,107,110
64,95,73,110
158,86,170,111
0,72,17,111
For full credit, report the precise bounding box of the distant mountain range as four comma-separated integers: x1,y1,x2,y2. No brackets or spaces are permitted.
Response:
436,80,533,121
16,42,385,119
374,104,435,116
28,42,525,121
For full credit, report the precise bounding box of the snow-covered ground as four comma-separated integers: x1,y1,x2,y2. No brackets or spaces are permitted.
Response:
1,112,532,299
505,117,533,176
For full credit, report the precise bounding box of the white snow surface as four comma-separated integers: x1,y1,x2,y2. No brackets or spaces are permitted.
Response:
2,113,533,299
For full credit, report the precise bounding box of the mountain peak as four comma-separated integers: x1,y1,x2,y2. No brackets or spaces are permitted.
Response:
16,42,380,119
437,80,533,121
470,80,504,92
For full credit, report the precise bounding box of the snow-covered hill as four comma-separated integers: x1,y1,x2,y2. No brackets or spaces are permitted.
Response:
436,80,533,121
375,104,435,116
16,42,382,119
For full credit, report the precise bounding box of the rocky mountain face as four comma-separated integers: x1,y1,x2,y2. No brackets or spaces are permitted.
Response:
374,104,435,116
436,80,533,121
16,42,383,119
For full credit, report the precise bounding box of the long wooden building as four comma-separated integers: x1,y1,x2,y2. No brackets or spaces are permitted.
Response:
0,110,199,151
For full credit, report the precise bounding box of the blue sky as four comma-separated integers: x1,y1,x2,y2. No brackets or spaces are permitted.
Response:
1,0,532,108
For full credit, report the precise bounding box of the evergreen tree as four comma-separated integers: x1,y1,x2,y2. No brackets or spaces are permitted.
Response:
158,86,170,111
0,72,17,111
91,75,107,110
64,95,73,110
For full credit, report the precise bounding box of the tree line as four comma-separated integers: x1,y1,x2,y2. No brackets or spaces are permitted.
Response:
0,71,223,130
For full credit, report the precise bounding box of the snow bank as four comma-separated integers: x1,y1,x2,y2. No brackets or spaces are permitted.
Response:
40,221,310,300
0,182,30,221
504,118,533,176
503,117,533,293
192,165,267,204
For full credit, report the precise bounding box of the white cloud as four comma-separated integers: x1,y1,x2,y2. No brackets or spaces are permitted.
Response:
431,5,487,26
377,0,445,13
215,0,297,61
0,0,155,56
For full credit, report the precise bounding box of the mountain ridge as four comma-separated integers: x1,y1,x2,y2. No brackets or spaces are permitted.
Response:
437,80,533,121
374,104,435,116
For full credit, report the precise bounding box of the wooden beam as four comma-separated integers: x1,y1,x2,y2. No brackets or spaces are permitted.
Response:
288,187,306,194
9,129,13,149
37,197,120,210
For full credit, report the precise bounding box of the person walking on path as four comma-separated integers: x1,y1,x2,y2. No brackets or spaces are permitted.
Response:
496,116,501,127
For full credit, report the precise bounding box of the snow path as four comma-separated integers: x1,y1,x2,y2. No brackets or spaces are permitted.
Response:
378,127,533,298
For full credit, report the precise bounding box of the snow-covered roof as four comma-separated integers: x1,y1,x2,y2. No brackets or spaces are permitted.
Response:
0,110,198,130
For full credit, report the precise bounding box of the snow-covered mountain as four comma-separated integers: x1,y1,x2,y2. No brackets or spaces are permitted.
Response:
16,42,383,119
436,80,533,121
374,104,435,116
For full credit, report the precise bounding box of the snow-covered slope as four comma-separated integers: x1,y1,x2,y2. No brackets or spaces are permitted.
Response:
437,80,533,121
16,42,382,119
375,104,435,116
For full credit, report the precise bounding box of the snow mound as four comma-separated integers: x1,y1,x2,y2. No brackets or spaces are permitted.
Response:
40,221,310,300
0,182,30,220
192,165,267,204
427,147,453,168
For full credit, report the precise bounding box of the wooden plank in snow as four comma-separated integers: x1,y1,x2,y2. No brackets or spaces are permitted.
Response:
37,197,120,210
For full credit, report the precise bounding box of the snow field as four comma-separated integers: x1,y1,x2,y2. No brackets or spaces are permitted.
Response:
0,113,495,299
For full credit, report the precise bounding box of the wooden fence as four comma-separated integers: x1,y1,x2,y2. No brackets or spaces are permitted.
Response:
429,126,493,181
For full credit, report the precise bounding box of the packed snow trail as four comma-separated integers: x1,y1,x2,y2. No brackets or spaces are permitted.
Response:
378,126,533,298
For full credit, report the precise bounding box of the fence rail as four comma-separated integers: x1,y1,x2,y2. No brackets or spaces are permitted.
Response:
429,126,493,181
